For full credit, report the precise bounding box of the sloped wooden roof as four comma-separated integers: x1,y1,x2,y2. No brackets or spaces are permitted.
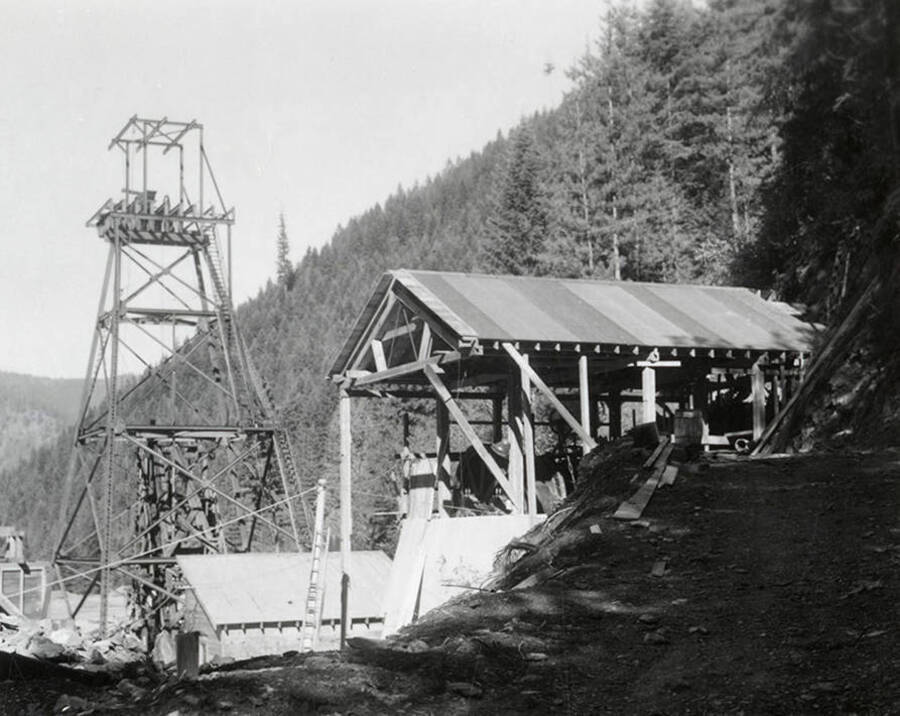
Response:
330,269,816,377
177,551,391,627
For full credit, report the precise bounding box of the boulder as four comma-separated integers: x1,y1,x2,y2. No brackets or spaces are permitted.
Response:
27,634,67,661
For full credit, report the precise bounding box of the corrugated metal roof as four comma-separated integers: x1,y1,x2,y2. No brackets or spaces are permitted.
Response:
330,270,817,376
405,270,813,350
177,551,391,627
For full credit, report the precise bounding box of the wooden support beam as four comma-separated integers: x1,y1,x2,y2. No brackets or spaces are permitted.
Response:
578,355,591,451
418,322,432,359
339,390,352,650
435,398,451,517
350,352,461,387
502,342,597,451
491,396,504,443
521,355,536,516
370,340,387,372
641,366,657,425
751,361,766,441
423,364,521,512
608,392,622,439
506,372,524,510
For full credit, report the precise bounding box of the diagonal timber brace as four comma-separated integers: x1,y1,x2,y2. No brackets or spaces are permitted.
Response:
503,342,597,451
423,363,521,512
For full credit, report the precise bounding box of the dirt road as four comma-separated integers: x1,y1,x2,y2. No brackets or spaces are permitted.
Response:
4,448,900,714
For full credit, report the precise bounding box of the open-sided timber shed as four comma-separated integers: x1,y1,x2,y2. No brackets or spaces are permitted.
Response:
329,269,817,634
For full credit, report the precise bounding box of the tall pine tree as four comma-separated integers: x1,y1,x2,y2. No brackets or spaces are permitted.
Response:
276,212,294,291
482,127,550,275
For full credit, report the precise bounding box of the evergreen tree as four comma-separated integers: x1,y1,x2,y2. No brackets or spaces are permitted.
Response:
753,0,900,317
276,212,294,291
482,127,550,275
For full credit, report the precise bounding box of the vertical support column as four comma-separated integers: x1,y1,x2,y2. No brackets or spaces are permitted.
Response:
435,400,451,516
751,362,766,441
578,356,591,451
99,228,122,639
641,367,657,426
691,372,710,447
402,412,410,448
506,375,524,511
521,355,537,516
491,397,504,443
772,365,782,415
608,392,622,439
339,389,352,649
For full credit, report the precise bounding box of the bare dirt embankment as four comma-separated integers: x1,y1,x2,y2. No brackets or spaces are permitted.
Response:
4,448,900,714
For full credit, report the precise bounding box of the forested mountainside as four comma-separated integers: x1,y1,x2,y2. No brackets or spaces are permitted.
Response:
3,0,897,558
0,372,83,476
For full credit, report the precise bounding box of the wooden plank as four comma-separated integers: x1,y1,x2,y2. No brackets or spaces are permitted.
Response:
660,465,678,486
642,436,669,469
418,515,539,614
613,443,674,520
502,342,597,450
424,364,521,512
371,340,387,372
381,518,430,635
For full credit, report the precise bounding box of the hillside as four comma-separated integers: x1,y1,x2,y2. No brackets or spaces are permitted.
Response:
0,371,83,475
2,0,898,560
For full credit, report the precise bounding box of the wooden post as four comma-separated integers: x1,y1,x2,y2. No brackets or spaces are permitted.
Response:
521,355,537,516
608,392,622,439
502,342,597,450
642,367,657,425
435,399,451,516
506,374,524,510
491,396,504,443
578,356,591,450
176,631,199,680
751,362,766,441
339,390,352,649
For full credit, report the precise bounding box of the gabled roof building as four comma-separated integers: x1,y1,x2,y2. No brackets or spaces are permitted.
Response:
328,269,818,636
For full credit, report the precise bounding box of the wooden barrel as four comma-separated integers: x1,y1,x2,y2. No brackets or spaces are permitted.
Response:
673,410,705,446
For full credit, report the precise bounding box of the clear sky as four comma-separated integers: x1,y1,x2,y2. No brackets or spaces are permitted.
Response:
0,0,606,378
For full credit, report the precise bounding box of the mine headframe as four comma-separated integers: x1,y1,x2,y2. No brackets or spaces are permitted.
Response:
53,118,311,640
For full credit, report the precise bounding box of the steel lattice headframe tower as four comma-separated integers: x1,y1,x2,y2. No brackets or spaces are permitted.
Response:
53,117,311,639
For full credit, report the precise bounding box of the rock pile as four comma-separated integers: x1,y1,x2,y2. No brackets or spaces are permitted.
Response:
0,612,146,672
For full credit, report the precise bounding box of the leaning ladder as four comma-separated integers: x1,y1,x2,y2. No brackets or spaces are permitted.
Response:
301,478,327,651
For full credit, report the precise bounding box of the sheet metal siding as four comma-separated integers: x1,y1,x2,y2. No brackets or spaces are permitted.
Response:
404,271,813,353
178,552,390,628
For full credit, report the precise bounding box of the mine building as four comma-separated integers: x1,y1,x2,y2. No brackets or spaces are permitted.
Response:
329,269,817,632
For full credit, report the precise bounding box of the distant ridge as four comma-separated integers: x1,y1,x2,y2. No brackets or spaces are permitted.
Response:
0,371,84,475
